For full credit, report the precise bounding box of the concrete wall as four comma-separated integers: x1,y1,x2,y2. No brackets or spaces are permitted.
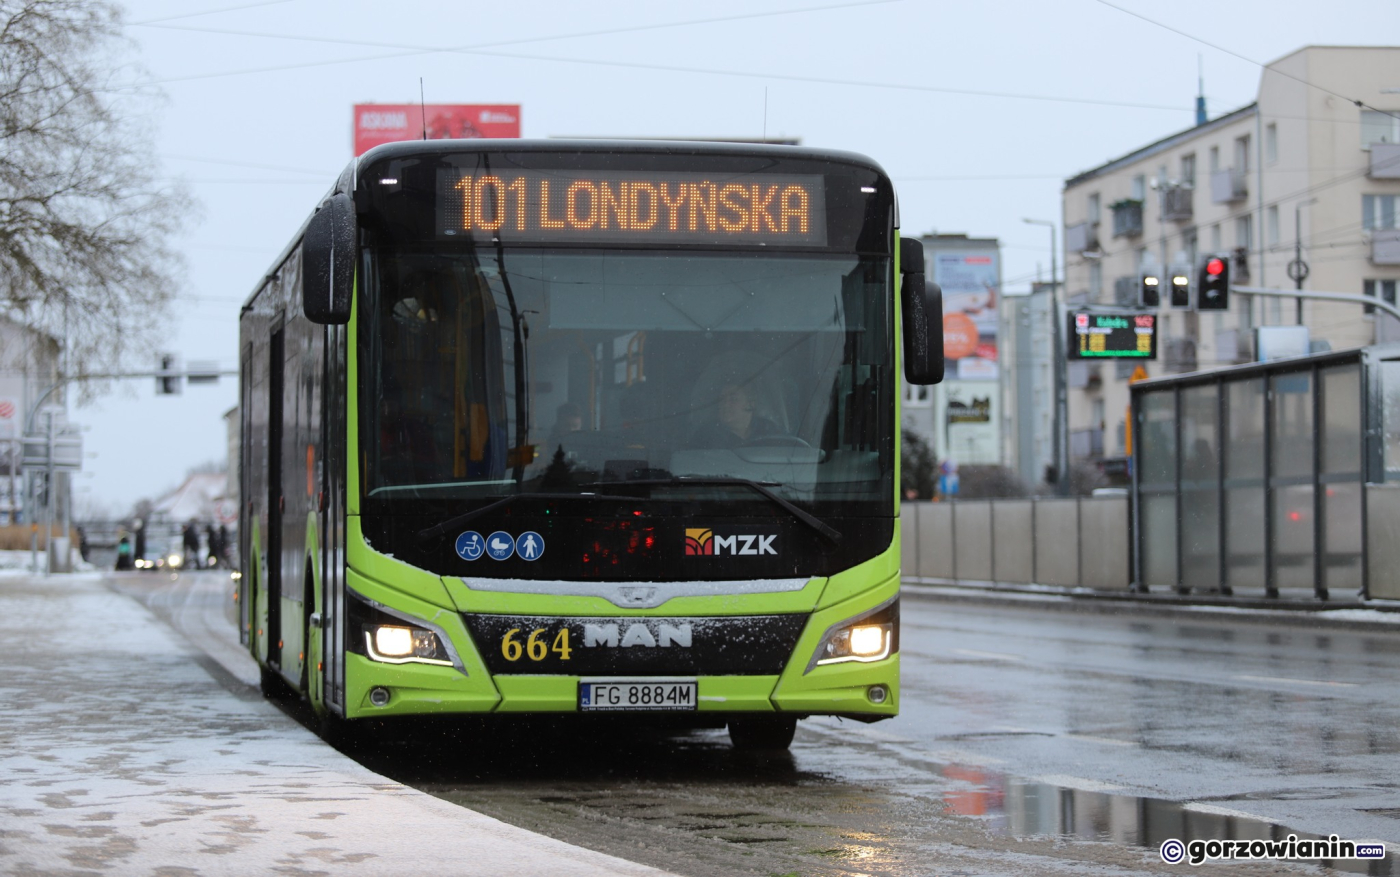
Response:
901,496,1130,590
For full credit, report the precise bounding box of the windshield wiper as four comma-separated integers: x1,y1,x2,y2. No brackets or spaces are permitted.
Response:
415,492,650,544
585,476,842,545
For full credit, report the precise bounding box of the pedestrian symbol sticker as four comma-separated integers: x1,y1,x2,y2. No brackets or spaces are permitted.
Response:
485,531,515,561
517,531,544,561
455,531,485,561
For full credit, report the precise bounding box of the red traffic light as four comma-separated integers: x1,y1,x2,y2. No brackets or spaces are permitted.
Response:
1205,257,1226,277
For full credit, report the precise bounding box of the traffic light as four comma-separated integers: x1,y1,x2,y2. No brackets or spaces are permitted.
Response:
1198,255,1230,310
156,353,182,395
1169,269,1191,308
1139,272,1160,307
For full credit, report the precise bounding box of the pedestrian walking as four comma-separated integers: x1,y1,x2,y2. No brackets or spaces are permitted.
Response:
182,521,201,570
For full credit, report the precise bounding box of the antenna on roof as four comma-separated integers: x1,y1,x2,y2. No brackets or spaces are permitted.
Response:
1195,54,1207,126
420,78,428,140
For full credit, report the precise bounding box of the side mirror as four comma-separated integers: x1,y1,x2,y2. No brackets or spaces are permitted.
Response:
899,238,944,385
302,192,356,324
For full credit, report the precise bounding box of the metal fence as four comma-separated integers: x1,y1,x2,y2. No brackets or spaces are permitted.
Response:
900,496,1130,589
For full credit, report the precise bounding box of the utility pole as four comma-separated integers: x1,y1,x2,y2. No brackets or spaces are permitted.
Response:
1024,218,1068,496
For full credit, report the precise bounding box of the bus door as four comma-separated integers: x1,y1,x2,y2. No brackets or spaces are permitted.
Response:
267,322,285,669
239,342,253,647
321,323,347,711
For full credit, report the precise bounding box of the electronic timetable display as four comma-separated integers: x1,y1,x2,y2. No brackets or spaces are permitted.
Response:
1067,311,1157,359
435,170,828,246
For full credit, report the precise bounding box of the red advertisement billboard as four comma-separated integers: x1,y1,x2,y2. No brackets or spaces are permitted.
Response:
353,104,521,156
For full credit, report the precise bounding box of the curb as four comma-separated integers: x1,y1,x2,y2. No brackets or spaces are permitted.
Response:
901,579,1400,634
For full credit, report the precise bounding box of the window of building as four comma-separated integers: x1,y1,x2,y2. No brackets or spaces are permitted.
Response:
1092,398,1105,429
1209,146,1220,172
1236,214,1253,251
1089,261,1103,301
1361,110,1400,147
904,382,932,407
1365,279,1398,316
1364,194,1399,231
1088,192,1100,223
1234,135,1251,173
1135,246,1149,273
1267,205,1280,247
1131,175,1146,201
1184,228,1199,268
1210,223,1222,251
1181,153,1196,186
1266,123,1278,164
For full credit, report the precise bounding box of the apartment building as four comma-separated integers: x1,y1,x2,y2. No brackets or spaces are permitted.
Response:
1061,46,1400,468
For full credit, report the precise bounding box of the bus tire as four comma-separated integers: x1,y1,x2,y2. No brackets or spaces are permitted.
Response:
259,664,289,700
728,716,797,751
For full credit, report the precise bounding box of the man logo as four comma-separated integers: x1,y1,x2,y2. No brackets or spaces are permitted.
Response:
685,527,777,556
685,528,713,556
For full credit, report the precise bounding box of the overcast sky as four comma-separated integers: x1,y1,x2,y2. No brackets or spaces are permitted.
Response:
74,0,1397,517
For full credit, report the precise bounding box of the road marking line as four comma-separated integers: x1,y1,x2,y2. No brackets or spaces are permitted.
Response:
1233,674,1357,688
1065,733,1137,747
952,648,1024,662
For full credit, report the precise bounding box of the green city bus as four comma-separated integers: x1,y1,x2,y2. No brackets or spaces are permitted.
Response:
238,140,943,750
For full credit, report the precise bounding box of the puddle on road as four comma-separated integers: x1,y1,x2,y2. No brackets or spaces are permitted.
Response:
940,763,1393,875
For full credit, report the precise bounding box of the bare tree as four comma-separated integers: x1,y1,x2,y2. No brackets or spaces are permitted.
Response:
0,0,190,390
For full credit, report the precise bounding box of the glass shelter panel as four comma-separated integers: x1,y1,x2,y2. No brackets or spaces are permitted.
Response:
1384,361,1400,479
1270,371,1313,481
1141,494,1178,589
1139,391,1177,488
1320,365,1363,592
1320,366,1361,475
1224,379,1267,592
1180,385,1220,592
1269,370,1314,592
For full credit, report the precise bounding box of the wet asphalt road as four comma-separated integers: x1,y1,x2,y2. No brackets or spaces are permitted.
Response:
124,571,1399,876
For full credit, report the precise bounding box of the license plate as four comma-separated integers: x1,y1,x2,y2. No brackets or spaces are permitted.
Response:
579,678,697,711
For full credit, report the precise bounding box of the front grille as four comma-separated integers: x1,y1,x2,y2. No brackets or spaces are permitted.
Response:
463,613,809,675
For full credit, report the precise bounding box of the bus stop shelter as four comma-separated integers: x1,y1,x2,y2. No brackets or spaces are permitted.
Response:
1131,344,1400,601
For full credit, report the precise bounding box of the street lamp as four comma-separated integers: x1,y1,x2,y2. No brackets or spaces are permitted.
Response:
1024,217,1069,497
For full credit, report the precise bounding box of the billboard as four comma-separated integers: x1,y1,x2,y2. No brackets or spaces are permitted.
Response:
353,104,521,156
932,252,999,380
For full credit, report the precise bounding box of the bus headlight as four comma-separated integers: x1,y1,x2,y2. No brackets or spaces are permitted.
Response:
807,598,899,671
364,624,452,666
819,623,892,664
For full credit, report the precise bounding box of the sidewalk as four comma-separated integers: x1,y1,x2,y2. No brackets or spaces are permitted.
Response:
903,577,1400,633
0,572,673,877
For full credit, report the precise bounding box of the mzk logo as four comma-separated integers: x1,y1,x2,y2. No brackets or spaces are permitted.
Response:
684,527,777,556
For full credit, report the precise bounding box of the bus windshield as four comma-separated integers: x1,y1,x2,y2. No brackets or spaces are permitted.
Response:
359,246,893,514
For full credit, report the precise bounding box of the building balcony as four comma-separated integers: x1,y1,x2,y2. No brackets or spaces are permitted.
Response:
1066,221,1101,253
1111,200,1144,238
1370,143,1400,179
1210,168,1248,203
1160,184,1194,221
1374,228,1400,265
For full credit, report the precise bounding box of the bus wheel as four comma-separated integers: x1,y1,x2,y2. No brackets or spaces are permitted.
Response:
728,716,797,751
259,664,289,700
319,711,365,751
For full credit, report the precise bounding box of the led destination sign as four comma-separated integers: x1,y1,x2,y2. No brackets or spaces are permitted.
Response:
1068,311,1157,359
436,170,827,246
